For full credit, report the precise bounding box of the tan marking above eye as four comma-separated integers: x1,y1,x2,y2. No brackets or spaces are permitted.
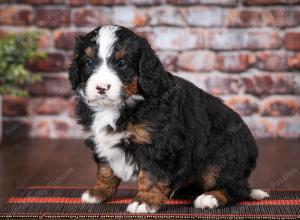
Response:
116,48,127,60
84,47,94,57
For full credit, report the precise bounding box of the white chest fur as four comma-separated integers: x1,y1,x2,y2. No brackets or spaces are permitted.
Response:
91,106,137,182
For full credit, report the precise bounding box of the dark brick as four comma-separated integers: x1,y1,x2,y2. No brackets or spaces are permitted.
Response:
0,7,33,25
35,8,71,28
285,32,300,50
73,8,111,27
3,96,28,116
29,76,73,97
26,53,68,72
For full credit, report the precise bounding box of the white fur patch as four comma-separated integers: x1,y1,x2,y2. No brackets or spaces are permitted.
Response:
81,190,102,204
126,201,158,214
91,105,137,182
249,189,270,200
194,194,219,209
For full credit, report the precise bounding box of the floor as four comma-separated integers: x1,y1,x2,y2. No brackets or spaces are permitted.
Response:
0,138,299,213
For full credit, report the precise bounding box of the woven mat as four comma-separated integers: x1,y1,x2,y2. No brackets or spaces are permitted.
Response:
0,186,299,219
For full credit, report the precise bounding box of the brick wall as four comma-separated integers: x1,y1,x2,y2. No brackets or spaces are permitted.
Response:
1,0,300,139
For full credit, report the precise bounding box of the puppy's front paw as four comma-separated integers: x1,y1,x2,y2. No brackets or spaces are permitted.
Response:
194,194,219,209
81,190,104,204
126,201,158,214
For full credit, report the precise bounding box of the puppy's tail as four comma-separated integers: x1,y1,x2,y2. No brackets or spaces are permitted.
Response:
249,189,270,200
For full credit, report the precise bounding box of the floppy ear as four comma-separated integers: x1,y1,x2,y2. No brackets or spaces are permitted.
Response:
138,37,166,98
68,36,83,90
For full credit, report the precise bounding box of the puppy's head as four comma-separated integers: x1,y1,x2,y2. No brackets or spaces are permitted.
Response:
69,25,165,107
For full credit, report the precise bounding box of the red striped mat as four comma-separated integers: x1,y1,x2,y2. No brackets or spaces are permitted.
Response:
0,186,299,219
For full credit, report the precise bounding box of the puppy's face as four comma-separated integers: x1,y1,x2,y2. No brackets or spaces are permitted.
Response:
71,26,141,106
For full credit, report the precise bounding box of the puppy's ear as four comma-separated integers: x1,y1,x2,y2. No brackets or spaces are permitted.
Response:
138,37,165,97
68,36,83,90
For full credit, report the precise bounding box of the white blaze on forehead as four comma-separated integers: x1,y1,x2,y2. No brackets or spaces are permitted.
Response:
97,26,119,59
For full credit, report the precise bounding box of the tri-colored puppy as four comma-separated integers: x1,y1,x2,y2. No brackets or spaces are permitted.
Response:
68,25,269,214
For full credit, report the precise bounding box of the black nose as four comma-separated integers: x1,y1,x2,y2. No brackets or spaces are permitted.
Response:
96,85,111,95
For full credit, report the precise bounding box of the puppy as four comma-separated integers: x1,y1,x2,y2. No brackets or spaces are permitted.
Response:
68,25,269,213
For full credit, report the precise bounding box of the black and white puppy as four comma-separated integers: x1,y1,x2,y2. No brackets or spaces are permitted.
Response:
69,25,269,214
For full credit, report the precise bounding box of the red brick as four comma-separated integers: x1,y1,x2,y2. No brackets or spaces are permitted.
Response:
29,76,73,97
20,0,67,4
66,0,88,6
243,117,275,138
205,75,240,95
288,53,300,70
264,9,300,27
0,7,33,25
242,74,294,96
149,6,184,26
30,97,67,115
216,53,256,73
2,119,31,138
224,95,259,116
183,7,223,27
293,74,300,94
177,51,215,72
285,32,300,50
167,0,237,6
38,31,52,49
32,119,51,138
256,52,288,71
53,120,70,138
157,51,178,71
35,8,70,28
151,27,203,50
73,8,111,27
54,31,84,50
3,96,28,116
243,0,300,5
206,31,281,50
134,9,150,26
226,10,262,27
89,0,125,5
128,0,165,5
26,52,68,72
112,6,148,27
20,0,52,4
277,118,300,138
260,96,298,116
67,96,76,117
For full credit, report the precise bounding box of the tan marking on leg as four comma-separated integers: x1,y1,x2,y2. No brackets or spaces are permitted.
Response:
205,190,230,207
201,165,221,191
135,170,171,208
87,162,120,202
128,122,152,144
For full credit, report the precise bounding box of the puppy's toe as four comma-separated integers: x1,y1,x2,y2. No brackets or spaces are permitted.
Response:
250,189,270,200
127,201,158,214
81,190,102,204
194,194,219,209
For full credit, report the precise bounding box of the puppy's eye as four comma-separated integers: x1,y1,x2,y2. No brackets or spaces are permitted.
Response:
117,59,127,69
86,59,94,67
